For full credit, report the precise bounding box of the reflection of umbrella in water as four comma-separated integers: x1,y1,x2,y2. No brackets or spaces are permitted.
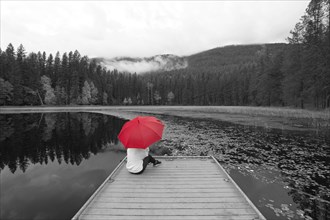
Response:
118,116,164,149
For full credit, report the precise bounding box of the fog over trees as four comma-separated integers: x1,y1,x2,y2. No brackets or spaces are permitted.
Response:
0,0,329,109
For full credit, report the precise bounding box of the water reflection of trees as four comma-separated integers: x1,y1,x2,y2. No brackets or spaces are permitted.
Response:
0,113,126,173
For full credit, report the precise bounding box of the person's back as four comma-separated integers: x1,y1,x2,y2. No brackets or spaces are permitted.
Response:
126,147,161,174
126,148,149,173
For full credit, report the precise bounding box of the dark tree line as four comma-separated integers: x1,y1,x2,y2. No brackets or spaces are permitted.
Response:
0,44,154,106
0,0,329,108
284,0,330,108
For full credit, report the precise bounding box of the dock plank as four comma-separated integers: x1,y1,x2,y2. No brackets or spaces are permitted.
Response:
98,192,241,198
83,208,257,216
92,197,249,203
79,215,259,220
72,156,266,220
107,184,234,189
88,202,251,209
103,188,238,193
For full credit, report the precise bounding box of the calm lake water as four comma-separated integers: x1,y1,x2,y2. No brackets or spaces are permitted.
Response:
1,112,329,220
0,113,127,220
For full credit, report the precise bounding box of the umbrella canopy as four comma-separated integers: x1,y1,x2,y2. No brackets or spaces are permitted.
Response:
118,116,164,149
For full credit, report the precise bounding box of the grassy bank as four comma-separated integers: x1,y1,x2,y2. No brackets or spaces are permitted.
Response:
1,105,329,130
118,106,329,119
120,106,330,130
1,105,329,118
184,106,329,119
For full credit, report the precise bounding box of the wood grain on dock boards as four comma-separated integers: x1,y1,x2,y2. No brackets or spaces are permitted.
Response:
72,156,266,220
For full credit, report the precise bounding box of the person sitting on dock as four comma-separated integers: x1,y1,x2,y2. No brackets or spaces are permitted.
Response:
118,116,165,174
126,147,162,174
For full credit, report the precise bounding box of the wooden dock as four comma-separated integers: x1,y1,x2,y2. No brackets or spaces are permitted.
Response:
72,156,266,220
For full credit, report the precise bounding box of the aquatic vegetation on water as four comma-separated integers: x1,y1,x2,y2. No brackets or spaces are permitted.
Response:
154,115,330,220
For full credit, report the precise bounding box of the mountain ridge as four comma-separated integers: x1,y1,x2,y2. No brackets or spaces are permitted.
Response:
93,43,288,74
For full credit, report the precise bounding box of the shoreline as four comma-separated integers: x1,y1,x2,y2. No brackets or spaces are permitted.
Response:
1,105,329,131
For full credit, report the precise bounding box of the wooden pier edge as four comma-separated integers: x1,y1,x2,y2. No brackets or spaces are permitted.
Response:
71,157,127,220
71,155,266,220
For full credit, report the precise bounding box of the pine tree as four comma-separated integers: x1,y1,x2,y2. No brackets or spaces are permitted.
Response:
81,81,91,105
123,97,128,105
61,53,69,104
53,52,61,88
102,92,108,105
286,0,330,108
16,44,26,67
41,75,56,105
167,91,175,104
90,81,98,104
25,52,43,105
5,44,18,84
69,50,81,104
269,51,284,105
154,90,162,105
0,78,14,105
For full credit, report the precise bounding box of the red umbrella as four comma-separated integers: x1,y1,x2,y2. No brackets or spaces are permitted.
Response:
118,116,164,149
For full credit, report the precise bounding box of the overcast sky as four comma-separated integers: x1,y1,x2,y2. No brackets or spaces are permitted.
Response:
1,1,309,58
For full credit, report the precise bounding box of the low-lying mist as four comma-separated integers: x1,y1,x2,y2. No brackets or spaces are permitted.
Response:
98,54,188,74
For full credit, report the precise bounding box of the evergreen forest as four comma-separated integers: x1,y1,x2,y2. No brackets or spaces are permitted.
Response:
0,0,329,109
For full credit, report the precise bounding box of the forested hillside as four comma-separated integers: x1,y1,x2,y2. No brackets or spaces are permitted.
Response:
0,0,329,108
